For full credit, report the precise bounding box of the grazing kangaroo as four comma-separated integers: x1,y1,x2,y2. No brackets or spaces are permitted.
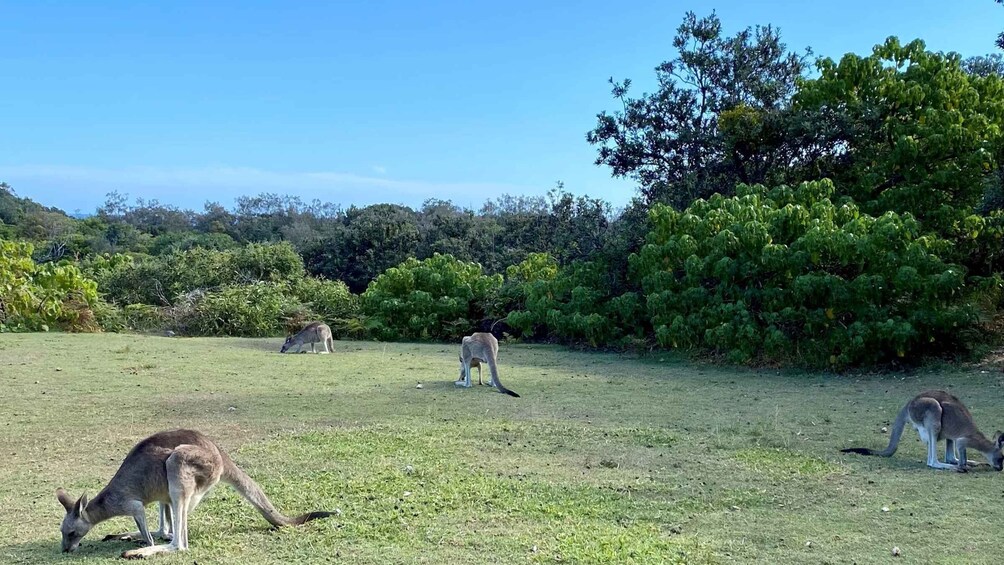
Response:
456,332,520,398
56,429,335,558
841,390,1004,472
280,321,334,354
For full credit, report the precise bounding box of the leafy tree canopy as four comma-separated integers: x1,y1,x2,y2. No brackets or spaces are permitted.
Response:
587,11,810,208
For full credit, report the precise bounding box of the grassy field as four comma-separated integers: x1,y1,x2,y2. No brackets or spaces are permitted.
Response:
1,334,1003,564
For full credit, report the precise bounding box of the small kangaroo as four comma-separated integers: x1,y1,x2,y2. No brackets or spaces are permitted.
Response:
56,429,335,558
280,321,334,354
456,332,520,398
841,390,1004,472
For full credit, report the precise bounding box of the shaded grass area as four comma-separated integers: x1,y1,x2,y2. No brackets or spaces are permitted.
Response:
1,333,1003,563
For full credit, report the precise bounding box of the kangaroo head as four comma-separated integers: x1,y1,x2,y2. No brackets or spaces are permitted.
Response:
280,335,294,353
56,488,92,552
990,431,1004,471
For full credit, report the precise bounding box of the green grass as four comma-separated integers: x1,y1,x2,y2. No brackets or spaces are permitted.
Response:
1,333,1002,563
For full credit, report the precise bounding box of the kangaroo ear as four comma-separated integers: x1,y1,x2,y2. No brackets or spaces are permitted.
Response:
996,431,1004,449
73,493,88,516
56,488,74,512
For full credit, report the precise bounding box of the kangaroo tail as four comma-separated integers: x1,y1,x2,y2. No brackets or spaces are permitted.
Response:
486,355,520,398
841,402,909,457
221,453,336,527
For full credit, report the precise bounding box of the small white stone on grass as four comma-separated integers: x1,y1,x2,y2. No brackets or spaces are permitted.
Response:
228,406,236,411
882,506,890,512
892,546,901,557
416,383,423,389
881,426,888,433
805,541,812,548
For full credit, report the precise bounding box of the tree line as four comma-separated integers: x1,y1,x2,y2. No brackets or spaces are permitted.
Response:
3,10,1004,368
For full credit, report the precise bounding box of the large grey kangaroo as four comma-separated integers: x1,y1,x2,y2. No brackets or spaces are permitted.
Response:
280,321,334,354
841,390,1004,472
56,429,335,558
456,332,520,398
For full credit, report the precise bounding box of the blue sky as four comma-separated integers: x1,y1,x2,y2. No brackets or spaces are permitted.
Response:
1,1,1002,214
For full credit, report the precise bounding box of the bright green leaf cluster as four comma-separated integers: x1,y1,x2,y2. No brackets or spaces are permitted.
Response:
361,253,503,341
796,38,1004,235
630,180,978,366
0,237,100,332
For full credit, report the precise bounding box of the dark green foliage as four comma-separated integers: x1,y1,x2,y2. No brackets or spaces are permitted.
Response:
361,253,502,341
964,53,1004,77
968,210,1004,277
304,204,422,293
631,180,979,366
507,258,645,347
148,231,238,255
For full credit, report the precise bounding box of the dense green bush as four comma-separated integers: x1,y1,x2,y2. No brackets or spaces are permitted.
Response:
82,242,357,336
87,241,305,306
361,253,502,340
183,282,299,337
122,303,167,332
291,277,360,332
148,231,238,255
796,38,1004,237
630,180,981,366
506,258,645,347
232,241,305,283
0,238,102,332
489,252,559,321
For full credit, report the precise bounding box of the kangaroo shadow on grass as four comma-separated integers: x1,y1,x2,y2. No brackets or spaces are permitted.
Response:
226,338,285,353
0,537,138,562
3,525,281,562
230,338,388,355
416,379,501,392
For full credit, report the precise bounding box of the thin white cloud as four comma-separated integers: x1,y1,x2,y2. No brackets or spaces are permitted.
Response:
0,164,532,200
371,165,387,175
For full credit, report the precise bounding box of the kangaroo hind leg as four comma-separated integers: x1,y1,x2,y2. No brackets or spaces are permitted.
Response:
921,414,955,470
154,502,173,541
122,445,218,558
945,439,959,465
